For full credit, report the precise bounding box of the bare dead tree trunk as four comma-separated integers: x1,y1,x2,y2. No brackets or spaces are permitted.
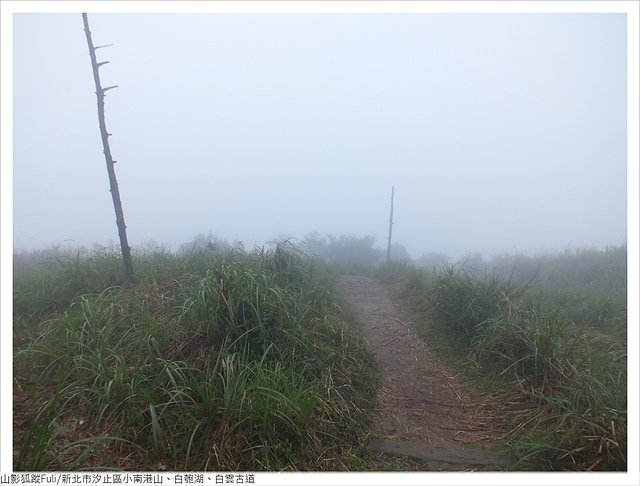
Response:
387,185,394,263
82,13,134,280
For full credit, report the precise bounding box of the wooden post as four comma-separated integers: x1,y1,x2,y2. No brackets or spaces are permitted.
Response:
386,186,394,263
82,13,134,279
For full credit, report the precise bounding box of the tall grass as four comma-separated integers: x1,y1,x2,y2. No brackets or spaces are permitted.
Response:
14,242,377,471
378,246,627,470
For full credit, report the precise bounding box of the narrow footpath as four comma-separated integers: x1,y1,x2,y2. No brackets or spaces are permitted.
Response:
335,275,515,470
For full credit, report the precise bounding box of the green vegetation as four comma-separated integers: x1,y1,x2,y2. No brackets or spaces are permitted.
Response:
14,242,378,471
376,245,627,471
14,238,627,472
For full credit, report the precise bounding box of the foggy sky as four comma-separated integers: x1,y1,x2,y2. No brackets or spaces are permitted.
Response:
11,10,628,259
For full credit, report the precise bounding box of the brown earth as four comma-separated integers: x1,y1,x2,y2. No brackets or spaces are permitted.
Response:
335,275,515,470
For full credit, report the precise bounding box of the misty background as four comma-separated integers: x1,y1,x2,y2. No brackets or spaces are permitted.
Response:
12,13,627,260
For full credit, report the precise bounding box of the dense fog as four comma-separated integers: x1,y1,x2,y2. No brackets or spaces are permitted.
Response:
11,10,628,260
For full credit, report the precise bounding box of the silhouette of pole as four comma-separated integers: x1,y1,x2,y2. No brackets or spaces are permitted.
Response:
82,13,133,279
387,186,394,263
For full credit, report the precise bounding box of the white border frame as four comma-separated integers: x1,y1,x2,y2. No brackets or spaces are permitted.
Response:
1,2,637,485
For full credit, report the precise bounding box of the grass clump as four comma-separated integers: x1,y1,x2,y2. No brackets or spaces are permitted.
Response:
380,246,627,471
14,242,377,471
426,267,518,343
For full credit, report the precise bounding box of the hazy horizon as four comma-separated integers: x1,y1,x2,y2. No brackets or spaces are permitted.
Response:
11,12,628,260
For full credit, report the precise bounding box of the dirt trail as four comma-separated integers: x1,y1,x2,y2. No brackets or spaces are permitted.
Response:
336,275,511,469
